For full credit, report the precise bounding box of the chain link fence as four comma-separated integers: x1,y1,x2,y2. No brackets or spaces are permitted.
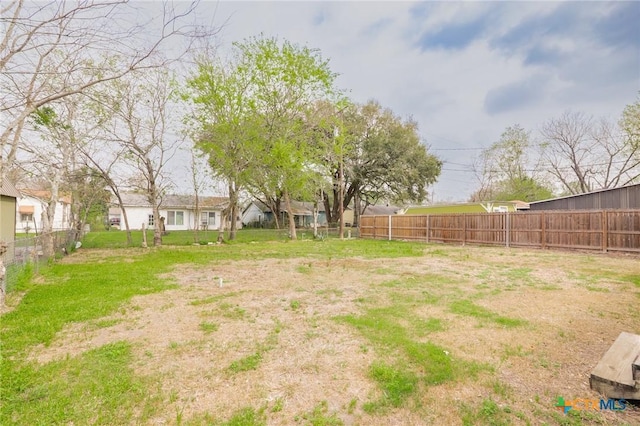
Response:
1,230,81,306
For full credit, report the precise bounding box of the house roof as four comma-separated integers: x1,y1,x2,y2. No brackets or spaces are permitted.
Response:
362,205,402,216
404,201,522,214
19,189,72,204
0,179,21,198
115,193,229,210
248,199,328,215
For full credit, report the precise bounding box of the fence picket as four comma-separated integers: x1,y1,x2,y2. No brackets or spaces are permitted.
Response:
360,210,640,254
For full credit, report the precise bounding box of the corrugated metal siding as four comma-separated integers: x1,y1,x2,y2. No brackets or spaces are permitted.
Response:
529,184,640,211
0,179,21,198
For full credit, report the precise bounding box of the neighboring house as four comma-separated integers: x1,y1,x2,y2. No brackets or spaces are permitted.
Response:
403,201,529,215
16,189,73,233
110,193,239,231
242,200,330,228
1,180,21,246
528,183,640,211
241,201,269,226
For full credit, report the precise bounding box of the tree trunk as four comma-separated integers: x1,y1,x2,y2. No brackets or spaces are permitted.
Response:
323,191,333,226
228,182,237,240
153,205,162,246
353,190,360,228
193,192,200,244
339,160,344,239
283,191,297,240
312,195,319,239
217,209,227,243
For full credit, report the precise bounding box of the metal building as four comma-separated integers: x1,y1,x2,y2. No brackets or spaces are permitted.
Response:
528,183,640,211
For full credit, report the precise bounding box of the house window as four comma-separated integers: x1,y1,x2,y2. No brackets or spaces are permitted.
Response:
21,213,33,222
201,212,216,226
148,215,155,226
167,211,184,226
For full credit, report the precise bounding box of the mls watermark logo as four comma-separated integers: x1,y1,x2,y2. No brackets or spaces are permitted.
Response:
555,396,627,414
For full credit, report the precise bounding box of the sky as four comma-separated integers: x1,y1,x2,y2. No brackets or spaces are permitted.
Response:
186,0,639,203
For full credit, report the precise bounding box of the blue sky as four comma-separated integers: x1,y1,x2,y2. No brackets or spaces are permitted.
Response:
189,1,639,202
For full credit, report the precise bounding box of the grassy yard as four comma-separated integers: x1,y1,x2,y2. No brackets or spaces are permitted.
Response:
80,228,349,249
1,234,639,425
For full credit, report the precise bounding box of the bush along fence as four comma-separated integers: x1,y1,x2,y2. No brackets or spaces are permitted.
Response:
359,210,640,254
0,230,81,307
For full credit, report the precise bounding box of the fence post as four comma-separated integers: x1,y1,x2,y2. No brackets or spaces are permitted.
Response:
602,210,608,253
426,215,430,243
0,242,6,307
462,214,466,246
142,223,148,248
505,212,510,248
541,212,546,249
388,215,392,241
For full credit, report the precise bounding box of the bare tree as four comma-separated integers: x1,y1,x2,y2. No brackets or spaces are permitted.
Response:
21,99,86,256
78,137,135,245
187,148,211,243
540,111,640,194
1,0,207,186
102,69,180,246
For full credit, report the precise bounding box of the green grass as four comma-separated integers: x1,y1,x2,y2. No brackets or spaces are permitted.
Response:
449,300,527,328
290,300,301,310
336,301,488,413
228,353,263,373
190,292,241,306
363,362,418,412
1,253,178,357
81,228,348,249
227,324,282,374
300,401,344,425
185,406,267,426
4,235,632,424
622,274,640,288
459,398,511,426
1,341,162,425
199,321,219,333
81,231,427,260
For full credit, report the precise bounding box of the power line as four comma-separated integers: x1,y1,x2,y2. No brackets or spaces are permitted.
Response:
432,147,484,151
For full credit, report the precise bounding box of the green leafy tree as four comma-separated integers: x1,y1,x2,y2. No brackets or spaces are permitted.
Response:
620,96,640,152
185,55,261,240
472,125,552,202
186,36,338,240
320,100,442,225
238,36,339,240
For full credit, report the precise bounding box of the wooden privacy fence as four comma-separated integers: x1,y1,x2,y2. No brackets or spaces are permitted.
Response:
359,210,640,253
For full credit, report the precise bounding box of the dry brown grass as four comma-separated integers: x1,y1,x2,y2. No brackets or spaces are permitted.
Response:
29,245,640,425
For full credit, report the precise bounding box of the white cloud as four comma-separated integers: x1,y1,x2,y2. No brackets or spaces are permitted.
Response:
185,1,638,202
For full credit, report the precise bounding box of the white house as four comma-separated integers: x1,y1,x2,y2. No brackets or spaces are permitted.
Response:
241,200,333,227
241,201,269,226
16,190,72,233
110,193,240,231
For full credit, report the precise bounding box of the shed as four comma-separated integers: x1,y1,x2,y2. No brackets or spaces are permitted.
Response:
1,179,20,242
1,179,21,262
528,183,640,211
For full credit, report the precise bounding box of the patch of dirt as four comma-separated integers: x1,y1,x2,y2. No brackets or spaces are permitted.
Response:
27,247,640,425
